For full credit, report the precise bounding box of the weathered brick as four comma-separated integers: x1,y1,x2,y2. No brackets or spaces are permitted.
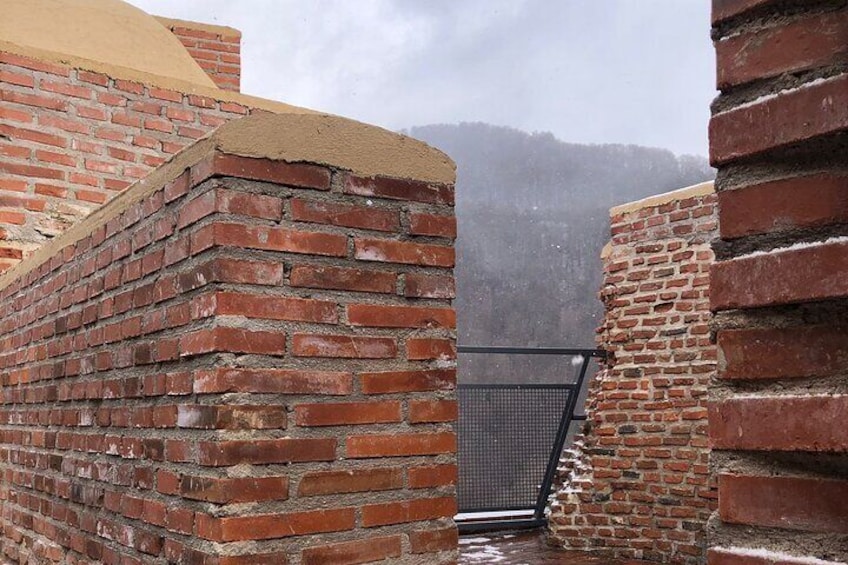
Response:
409,526,459,553
406,337,456,360
180,476,289,503
715,11,848,88
290,264,397,294
301,535,402,565
347,303,456,328
344,174,454,205
709,395,848,452
710,75,848,165
719,474,848,533
361,496,457,527
214,153,331,190
298,468,404,496
291,333,397,359
291,197,399,231
295,401,402,426
711,240,848,310
718,174,848,239
346,432,457,458
197,438,337,466
213,222,348,256
360,369,456,394
408,212,457,238
355,238,454,267
197,508,355,542
718,324,848,380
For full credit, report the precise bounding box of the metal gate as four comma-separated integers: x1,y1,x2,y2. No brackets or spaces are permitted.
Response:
455,346,605,532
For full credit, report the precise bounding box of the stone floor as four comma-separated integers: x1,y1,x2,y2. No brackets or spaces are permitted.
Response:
459,531,651,564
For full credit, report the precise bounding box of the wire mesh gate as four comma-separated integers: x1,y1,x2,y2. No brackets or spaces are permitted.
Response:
455,346,605,532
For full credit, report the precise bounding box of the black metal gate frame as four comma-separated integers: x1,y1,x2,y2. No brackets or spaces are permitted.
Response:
455,346,606,533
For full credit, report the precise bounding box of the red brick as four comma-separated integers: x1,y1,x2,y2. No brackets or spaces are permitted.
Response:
409,526,459,553
0,89,68,111
214,153,331,190
295,401,401,426
0,52,72,75
0,69,34,87
180,476,289,503
716,11,848,88
291,333,397,359
344,174,454,205
298,468,404,496
360,369,456,394
718,324,848,380
354,238,454,267
409,212,457,238
406,338,456,360
215,188,283,220
719,474,848,533
709,395,848,452
301,535,402,565
707,547,840,565
0,161,64,180
197,508,355,542
193,368,352,395
408,399,457,423
178,327,285,356
215,291,338,323
211,257,284,285
346,432,457,458
177,404,286,430
361,496,457,527
711,240,848,310
213,222,348,256
290,197,399,231
404,273,456,298
290,264,397,294
718,174,848,239
347,303,455,328
408,464,458,488
197,438,337,466
710,75,848,165
712,0,774,24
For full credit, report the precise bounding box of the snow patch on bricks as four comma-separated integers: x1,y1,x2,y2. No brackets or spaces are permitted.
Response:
717,76,845,114
714,546,848,565
731,235,848,260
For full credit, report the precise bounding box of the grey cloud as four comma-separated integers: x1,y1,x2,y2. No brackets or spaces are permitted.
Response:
130,0,714,156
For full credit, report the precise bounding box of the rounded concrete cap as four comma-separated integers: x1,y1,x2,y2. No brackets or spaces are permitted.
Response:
213,113,456,184
0,0,216,88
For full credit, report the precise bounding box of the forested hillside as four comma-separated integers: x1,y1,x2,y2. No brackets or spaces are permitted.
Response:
407,123,714,354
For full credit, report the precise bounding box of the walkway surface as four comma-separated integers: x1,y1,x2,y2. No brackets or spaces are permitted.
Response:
459,531,652,564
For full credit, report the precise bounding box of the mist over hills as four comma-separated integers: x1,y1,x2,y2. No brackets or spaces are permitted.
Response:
407,123,714,356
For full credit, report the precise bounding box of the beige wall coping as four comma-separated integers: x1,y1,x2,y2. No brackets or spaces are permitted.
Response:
1,0,216,88
155,16,242,39
0,113,456,292
610,181,715,217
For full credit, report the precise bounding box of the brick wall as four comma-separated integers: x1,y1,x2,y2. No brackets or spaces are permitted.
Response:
0,114,458,564
548,183,718,563
156,18,242,92
0,50,256,273
708,1,848,563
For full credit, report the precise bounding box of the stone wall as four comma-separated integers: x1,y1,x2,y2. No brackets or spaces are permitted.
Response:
548,183,718,563
707,0,848,563
0,114,459,564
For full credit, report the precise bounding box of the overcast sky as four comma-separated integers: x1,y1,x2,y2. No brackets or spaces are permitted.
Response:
130,0,715,157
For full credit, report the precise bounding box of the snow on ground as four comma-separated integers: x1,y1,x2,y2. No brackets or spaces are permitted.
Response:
461,543,508,563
